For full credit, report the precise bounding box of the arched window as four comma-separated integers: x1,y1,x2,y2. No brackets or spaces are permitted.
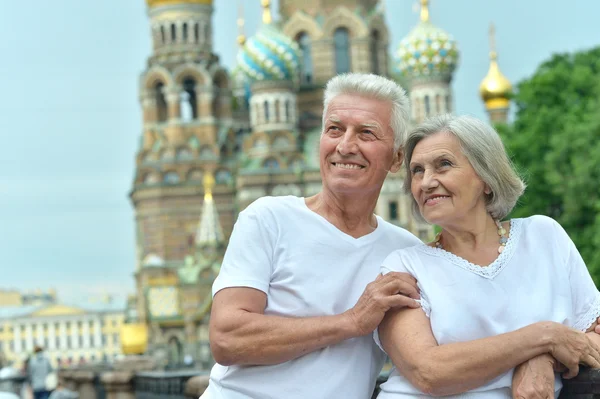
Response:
154,82,167,122
264,100,270,122
370,30,380,75
334,27,351,74
204,23,210,43
180,78,198,121
194,23,199,43
176,148,193,160
284,100,290,122
274,99,281,122
171,24,177,42
273,136,290,149
296,32,313,83
263,158,280,169
164,171,180,184
445,94,452,113
160,25,166,44
182,23,188,43
424,95,431,117
435,94,441,114
215,169,232,185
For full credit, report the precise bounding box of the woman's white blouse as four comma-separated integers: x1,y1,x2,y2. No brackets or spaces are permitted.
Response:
377,215,600,399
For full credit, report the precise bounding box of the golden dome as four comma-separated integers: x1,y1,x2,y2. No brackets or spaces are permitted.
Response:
479,24,511,109
146,0,212,8
479,53,512,109
120,323,149,355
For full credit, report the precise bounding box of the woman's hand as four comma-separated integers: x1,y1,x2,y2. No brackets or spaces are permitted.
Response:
512,354,555,399
545,322,600,378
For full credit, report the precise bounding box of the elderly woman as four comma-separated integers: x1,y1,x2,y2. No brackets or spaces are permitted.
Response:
377,114,600,398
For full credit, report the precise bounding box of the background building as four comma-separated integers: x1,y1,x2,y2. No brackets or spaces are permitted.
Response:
0,297,125,368
126,0,512,367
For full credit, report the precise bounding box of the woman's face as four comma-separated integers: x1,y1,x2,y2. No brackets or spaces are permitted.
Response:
409,132,490,226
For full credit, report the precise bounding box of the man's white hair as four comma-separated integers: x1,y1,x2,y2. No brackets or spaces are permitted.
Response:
322,73,410,151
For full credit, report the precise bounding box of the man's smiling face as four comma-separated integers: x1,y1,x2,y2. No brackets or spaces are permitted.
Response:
319,94,401,196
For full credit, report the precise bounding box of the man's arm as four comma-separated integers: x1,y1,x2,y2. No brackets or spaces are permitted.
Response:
209,272,420,366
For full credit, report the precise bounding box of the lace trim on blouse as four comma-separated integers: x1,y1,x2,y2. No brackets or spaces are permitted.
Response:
572,292,600,332
415,219,523,280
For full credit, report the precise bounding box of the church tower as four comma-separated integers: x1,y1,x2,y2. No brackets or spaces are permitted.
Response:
278,0,389,122
131,0,237,332
395,0,459,124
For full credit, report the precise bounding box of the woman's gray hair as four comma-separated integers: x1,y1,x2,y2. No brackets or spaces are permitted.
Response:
404,114,526,221
322,73,410,151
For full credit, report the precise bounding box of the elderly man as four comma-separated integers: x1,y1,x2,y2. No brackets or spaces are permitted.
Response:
203,73,422,399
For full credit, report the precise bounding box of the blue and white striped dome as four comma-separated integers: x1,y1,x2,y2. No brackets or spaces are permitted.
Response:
238,24,301,82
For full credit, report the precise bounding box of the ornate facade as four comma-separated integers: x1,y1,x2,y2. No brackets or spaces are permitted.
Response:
127,0,511,367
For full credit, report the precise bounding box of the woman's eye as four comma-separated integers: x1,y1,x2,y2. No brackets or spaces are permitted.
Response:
440,159,452,167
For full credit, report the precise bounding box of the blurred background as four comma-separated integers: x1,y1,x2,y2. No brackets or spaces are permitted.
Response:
0,0,599,376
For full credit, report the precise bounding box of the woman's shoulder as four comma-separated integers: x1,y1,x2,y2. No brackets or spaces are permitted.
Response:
381,243,430,273
516,215,565,237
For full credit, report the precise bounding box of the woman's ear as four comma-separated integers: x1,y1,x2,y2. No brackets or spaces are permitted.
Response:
484,185,492,195
389,148,404,173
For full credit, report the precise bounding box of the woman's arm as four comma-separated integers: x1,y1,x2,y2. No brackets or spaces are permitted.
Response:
379,307,600,397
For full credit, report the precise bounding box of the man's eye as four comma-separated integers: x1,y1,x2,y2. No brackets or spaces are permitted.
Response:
362,130,374,135
411,166,424,175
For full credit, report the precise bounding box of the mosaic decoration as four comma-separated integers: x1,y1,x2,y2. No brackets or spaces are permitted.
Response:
396,22,459,81
238,24,301,82
147,286,180,318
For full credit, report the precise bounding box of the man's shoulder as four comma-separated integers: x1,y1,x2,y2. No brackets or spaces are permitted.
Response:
376,218,422,248
243,196,303,216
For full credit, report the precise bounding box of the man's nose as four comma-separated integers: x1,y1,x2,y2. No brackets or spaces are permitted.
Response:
336,131,358,155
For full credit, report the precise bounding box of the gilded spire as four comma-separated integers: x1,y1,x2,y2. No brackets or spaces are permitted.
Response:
261,0,272,25
420,0,430,23
480,23,512,116
237,2,246,46
196,172,224,246
489,23,498,61
203,172,215,201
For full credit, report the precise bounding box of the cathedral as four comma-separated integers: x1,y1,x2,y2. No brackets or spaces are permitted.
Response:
124,0,513,367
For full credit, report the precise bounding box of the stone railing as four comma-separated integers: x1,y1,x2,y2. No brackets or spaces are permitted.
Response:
55,361,600,399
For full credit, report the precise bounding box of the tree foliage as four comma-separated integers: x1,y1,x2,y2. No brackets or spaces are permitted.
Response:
497,46,600,283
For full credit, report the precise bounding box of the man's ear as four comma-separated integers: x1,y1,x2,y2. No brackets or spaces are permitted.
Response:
389,148,404,173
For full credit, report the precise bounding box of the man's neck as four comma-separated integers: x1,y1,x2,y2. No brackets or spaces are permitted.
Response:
305,189,380,238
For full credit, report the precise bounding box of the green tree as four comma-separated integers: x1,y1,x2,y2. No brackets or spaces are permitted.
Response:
497,46,600,283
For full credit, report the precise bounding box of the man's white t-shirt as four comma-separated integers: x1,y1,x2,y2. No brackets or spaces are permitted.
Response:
205,196,421,399
376,215,600,399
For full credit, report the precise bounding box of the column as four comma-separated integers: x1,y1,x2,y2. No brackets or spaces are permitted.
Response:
14,324,21,353
94,319,102,349
59,321,67,350
25,324,33,351
166,87,181,121
48,320,56,350
83,319,91,348
71,321,79,350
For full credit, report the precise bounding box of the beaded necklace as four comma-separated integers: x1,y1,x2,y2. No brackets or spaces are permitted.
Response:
434,219,509,254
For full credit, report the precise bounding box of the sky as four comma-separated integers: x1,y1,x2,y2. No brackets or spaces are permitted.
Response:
0,0,598,304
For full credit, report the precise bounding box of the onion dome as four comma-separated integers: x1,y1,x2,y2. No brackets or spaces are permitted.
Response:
146,0,212,7
237,0,300,82
479,24,512,109
396,0,459,83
